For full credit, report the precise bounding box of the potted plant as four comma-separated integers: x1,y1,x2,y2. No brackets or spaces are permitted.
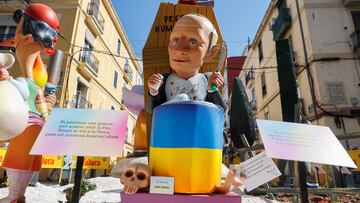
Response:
63,179,96,202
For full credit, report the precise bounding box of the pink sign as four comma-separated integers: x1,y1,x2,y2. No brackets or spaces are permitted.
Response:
30,108,128,157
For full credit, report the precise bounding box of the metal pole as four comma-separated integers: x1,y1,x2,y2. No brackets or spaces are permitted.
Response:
61,48,83,108
294,0,319,125
298,162,309,203
339,166,345,188
71,91,84,203
47,49,63,85
296,107,309,203
58,156,64,184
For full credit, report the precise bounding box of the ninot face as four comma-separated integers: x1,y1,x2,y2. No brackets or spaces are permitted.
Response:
168,15,213,79
13,4,59,56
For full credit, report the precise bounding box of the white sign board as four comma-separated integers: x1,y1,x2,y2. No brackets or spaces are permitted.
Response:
234,152,281,192
149,176,174,195
256,119,356,168
30,108,128,157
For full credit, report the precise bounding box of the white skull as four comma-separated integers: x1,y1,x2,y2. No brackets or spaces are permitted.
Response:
120,163,151,194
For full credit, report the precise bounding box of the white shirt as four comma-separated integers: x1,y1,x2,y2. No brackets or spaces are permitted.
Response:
165,73,208,101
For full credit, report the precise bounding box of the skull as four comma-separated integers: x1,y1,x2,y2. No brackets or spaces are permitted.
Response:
120,163,151,194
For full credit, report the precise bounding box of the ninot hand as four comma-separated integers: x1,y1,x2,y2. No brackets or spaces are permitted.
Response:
0,68,12,81
207,71,224,90
148,73,164,96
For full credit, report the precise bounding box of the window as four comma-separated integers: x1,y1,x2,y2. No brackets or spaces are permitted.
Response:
245,66,254,85
113,70,118,89
125,127,129,142
261,72,267,96
89,0,100,17
351,11,360,51
264,111,269,120
76,80,89,102
251,88,257,110
117,39,121,55
252,88,256,101
85,29,96,47
258,40,263,62
124,58,133,80
352,11,360,31
124,58,129,70
82,39,94,61
277,0,286,10
84,39,93,51
297,86,302,98
81,39,100,74
75,80,91,109
0,26,16,51
328,83,345,103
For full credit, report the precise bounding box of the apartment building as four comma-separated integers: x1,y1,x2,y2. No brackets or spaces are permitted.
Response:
239,0,360,149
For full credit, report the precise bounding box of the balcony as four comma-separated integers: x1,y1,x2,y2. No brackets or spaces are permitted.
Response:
124,64,133,80
250,100,257,110
85,2,105,36
342,0,360,7
351,30,360,55
79,50,99,77
0,34,15,53
72,95,92,109
272,8,292,41
0,0,29,11
245,71,254,86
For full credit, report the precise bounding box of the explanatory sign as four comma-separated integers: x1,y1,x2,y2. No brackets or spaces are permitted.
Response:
234,151,281,192
30,108,128,157
256,119,356,168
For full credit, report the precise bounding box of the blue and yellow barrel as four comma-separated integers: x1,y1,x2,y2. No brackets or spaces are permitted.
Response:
149,101,224,194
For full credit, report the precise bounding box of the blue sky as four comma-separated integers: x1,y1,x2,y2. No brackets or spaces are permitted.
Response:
112,0,270,58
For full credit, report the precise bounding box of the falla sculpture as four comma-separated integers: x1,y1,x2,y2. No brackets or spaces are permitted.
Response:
0,3,60,203
120,13,243,195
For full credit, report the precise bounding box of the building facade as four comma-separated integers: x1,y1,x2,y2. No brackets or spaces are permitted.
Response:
239,0,360,149
0,0,142,172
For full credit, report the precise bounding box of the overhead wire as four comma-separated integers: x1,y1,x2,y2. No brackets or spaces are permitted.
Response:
58,32,143,61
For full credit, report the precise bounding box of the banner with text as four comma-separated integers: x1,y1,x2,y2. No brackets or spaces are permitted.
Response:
348,150,360,171
30,108,128,157
72,156,110,170
42,155,63,168
0,148,6,166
